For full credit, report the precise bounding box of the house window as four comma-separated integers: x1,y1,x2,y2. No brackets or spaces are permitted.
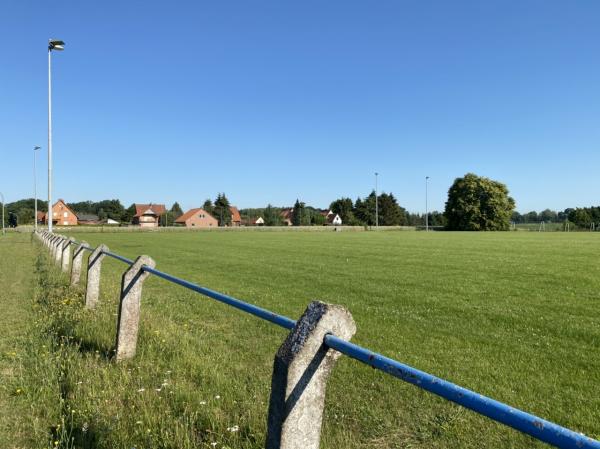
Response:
64,212,68,218
53,212,57,217
63,221,68,225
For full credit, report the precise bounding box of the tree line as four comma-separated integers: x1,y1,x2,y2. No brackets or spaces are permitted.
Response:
2,174,598,230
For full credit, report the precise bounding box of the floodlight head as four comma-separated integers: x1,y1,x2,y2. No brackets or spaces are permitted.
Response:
34,146,41,150
48,39,65,51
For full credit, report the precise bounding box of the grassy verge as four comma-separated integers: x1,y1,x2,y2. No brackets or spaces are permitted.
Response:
0,233,66,448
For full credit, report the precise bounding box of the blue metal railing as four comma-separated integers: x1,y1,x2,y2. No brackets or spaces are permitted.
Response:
43,232,600,448
324,335,599,449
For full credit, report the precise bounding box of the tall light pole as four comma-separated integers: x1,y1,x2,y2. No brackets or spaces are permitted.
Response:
34,146,41,231
425,176,429,232
375,172,379,229
48,39,65,233
0,192,5,236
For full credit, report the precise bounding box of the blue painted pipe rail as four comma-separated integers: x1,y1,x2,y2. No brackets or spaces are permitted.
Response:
47,232,600,448
324,334,600,449
103,250,134,265
141,265,297,330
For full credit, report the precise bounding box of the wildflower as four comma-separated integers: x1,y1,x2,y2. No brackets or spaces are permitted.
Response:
199,401,206,405
227,425,239,432
137,388,145,393
215,395,220,400
136,421,143,425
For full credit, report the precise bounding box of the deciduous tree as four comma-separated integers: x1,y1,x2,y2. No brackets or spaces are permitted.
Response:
444,173,515,231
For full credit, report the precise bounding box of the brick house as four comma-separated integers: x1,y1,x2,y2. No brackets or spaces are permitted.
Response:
39,199,78,226
174,208,218,228
230,206,242,226
280,208,293,226
132,203,166,227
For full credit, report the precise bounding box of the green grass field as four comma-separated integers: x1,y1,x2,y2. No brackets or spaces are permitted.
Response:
2,230,599,448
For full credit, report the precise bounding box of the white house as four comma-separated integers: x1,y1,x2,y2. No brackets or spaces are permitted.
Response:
327,213,342,226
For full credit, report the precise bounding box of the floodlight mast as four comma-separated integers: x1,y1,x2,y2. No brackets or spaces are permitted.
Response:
425,176,430,231
47,39,64,233
0,191,4,235
375,172,379,229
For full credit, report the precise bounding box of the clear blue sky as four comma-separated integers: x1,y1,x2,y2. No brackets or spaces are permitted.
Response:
1,1,599,213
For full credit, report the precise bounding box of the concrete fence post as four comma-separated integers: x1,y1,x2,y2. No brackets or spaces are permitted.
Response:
70,241,89,286
61,238,75,273
85,244,109,309
52,236,60,262
54,237,64,265
115,255,156,362
266,301,356,449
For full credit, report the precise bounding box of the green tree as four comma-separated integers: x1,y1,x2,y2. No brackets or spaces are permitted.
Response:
213,193,231,226
540,209,558,222
523,211,539,223
354,193,376,226
8,212,18,227
330,197,357,225
170,202,184,219
444,173,515,231
378,193,407,225
311,212,326,225
292,199,304,226
568,208,592,227
202,199,214,216
123,204,137,223
263,204,282,226
5,198,48,225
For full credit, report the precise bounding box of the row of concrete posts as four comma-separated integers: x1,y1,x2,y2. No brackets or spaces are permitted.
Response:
34,230,357,449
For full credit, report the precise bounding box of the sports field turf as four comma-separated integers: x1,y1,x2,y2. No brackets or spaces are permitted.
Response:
2,230,599,448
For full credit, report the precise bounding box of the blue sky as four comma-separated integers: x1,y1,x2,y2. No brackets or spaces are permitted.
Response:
1,1,599,213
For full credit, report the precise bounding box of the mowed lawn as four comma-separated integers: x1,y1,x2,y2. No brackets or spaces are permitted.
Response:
38,231,600,448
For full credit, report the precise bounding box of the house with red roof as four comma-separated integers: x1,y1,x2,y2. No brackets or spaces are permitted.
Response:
39,199,78,226
132,203,166,227
280,208,293,226
174,208,218,228
230,206,242,226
